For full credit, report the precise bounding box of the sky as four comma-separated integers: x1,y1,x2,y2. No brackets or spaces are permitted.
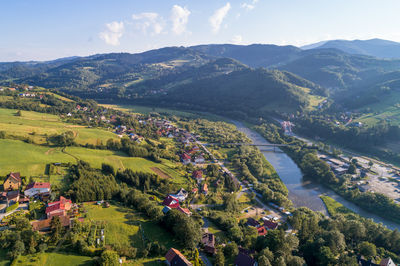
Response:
1,0,400,61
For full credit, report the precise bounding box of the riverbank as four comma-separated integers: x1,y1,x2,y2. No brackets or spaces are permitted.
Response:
233,120,400,231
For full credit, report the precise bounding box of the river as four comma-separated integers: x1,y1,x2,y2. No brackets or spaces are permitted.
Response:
233,121,400,231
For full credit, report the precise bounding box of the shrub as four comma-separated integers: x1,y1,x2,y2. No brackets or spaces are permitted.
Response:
6,202,19,213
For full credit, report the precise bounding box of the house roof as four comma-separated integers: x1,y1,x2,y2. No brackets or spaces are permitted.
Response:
201,233,215,247
48,196,71,207
165,248,192,266
6,172,21,183
181,153,191,160
234,252,256,266
31,215,71,231
380,258,395,266
162,195,180,208
247,218,260,227
257,226,267,236
177,206,192,216
25,182,51,190
264,220,278,230
6,190,19,200
192,170,203,179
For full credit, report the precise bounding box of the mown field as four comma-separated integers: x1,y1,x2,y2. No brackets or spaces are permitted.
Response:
85,203,181,265
0,139,187,186
9,252,93,266
354,91,400,126
0,108,118,145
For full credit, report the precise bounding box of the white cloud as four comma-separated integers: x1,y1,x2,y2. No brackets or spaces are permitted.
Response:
132,12,164,35
231,35,243,44
209,3,231,34
241,3,255,10
252,0,259,3
171,5,191,35
99,21,124,46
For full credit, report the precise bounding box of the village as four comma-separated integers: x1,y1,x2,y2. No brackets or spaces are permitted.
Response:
0,114,296,266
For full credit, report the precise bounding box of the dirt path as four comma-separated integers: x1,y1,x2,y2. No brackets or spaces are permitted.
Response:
151,167,171,179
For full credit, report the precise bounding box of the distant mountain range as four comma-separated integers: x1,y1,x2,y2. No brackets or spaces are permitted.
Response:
2,39,400,115
301,38,400,59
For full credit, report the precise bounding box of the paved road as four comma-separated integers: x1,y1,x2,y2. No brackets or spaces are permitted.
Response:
0,203,28,221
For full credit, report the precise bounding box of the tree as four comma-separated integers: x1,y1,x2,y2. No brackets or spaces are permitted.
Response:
258,255,272,266
16,110,22,116
368,161,374,169
348,163,357,174
50,216,63,243
318,246,335,266
101,250,119,266
193,248,201,266
11,240,25,258
224,242,238,259
38,243,48,253
358,241,376,259
0,131,5,139
215,250,225,266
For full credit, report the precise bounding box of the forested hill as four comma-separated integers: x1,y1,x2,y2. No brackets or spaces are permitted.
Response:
302,38,400,59
145,68,323,118
190,44,301,67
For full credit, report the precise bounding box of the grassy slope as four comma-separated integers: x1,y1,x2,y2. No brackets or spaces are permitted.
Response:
320,195,354,216
0,108,118,145
85,203,181,265
0,139,186,186
354,91,400,126
12,252,93,266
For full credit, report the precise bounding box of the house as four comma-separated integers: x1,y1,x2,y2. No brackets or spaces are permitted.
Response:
202,183,208,195
201,233,216,255
246,218,260,227
379,257,396,266
31,215,71,232
234,252,258,266
181,153,192,165
162,195,180,209
177,206,192,216
45,196,72,218
165,248,192,266
257,226,267,236
24,182,51,197
188,146,200,155
194,155,205,164
5,191,20,207
3,172,21,191
264,220,278,230
170,188,188,202
192,170,204,184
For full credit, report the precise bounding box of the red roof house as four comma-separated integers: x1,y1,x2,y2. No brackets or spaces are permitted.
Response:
181,153,192,164
45,197,72,219
162,195,180,209
257,226,267,236
165,248,192,266
177,206,192,216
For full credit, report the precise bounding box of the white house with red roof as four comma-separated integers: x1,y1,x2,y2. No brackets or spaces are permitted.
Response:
24,182,51,197
181,153,191,165
162,195,180,209
46,196,72,218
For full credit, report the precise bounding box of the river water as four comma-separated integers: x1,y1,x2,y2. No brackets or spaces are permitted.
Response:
233,121,400,231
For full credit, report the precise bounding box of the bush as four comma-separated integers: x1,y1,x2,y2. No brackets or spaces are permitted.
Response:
6,202,19,213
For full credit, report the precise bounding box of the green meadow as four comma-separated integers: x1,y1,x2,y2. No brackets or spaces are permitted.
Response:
0,108,118,145
11,252,93,266
85,203,181,264
0,139,187,186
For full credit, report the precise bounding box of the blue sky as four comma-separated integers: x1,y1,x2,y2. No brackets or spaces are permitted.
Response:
1,0,400,61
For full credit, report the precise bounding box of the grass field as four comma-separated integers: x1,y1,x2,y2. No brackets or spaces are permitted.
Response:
85,203,181,251
0,108,118,145
0,139,187,186
320,195,354,216
12,252,93,266
354,91,400,126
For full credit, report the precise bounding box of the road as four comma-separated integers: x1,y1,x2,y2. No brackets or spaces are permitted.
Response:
0,203,28,221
